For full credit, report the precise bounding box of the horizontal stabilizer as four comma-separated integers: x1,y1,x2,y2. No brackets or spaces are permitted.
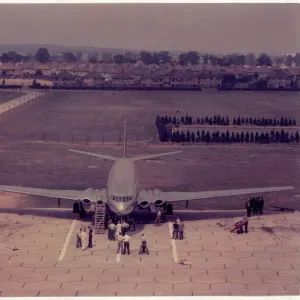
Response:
68,149,119,161
131,150,182,162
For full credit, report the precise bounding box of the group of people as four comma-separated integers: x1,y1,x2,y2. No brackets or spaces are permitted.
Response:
107,218,149,255
246,197,264,217
76,226,93,250
72,201,86,219
172,217,185,240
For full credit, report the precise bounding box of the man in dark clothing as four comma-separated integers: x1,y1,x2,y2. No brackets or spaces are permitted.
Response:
73,202,80,213
172,221,179,239
88,226,93,248
79,202,85,218
259,197,264,215
246,199,252,217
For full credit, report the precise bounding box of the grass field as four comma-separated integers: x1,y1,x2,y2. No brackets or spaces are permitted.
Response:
0,90,25,104
0,90,299,211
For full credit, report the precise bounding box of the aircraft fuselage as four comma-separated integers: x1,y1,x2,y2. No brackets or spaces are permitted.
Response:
106,158,139,216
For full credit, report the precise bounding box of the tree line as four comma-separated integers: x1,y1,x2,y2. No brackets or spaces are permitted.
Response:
156,114,297,127
157,128,300,144
1,47,300,67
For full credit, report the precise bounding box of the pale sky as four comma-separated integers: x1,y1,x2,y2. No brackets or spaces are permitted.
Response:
0,4,298,54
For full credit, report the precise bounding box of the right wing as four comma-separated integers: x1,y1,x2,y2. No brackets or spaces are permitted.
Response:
130,151,182,162
0,186,106,202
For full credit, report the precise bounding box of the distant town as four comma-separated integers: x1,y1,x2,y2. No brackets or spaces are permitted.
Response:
0,47,300,90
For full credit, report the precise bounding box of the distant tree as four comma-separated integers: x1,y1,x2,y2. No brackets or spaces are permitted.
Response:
257,53,272,66
245,131,249,143
171,132,176,143
113,54,126,64
284,118,288,127
280,129,285,143
288,118,293,126
295,131,300,143
237,116,241,126
188,116,192,125
236,132,241,143
233,117,237,126
254,132,259,143
230,132,236,143
275,131,280,143
284,132,290,143
196,130,200,142
213,115,217,125
172,117,177,125
221,132,226,143
191,132,196,143
250,132,254,143
75,51,83,62
245,118,249,125
280,117,284,127
241,131,245,143
179,53,189,66
180,131,186,143
259,132,265,144
35,48,51,63
274,56,284,66
293,119,297,126
157,125,168,142
284,55,294,67
201,130,206,142
225,116,230,126
290,133,295,143
245,53,256,66
201,118,205,125
140,51,153,65
63,52,76,62
186,130,191,143
181,116,184,124
88,53,98,64
225,130,230,143
159,51,172,64
208,117,213,126
205,131,211,143
294,53,300,67
196,118,200,124
241,117,245,125
249,117,253,125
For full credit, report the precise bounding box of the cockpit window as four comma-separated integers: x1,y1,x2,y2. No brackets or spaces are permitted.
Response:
112,196,133,202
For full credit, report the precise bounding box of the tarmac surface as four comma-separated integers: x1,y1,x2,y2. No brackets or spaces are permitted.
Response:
1,208,300,296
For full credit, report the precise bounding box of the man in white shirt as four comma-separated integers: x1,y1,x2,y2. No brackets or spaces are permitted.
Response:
122,233,131,255
116,221,122,239
116,233,124,254
155,210,162,226
139,233,149,255
108,222,116,241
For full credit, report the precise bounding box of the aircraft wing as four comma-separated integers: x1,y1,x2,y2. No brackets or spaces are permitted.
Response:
68,149,119,161
0,185,106,202
154,186,294,202
130,151,182,162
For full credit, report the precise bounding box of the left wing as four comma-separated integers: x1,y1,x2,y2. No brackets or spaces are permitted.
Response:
0,185,106,202
152,186,294,202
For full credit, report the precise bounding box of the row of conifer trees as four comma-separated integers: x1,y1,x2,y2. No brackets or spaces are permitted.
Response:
161,129,300,144
156,114,297,127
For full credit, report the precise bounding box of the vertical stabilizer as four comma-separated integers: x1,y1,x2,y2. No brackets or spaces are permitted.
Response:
123,118,127,157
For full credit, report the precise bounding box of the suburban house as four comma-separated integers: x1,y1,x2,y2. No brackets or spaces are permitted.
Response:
83,72,106,86
112,73,135,86
267,70,294,88
53,71,80,86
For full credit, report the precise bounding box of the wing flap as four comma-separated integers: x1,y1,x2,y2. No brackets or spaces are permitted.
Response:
155,186,294,202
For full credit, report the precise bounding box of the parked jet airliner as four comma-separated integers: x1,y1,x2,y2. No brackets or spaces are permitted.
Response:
0,119,294,216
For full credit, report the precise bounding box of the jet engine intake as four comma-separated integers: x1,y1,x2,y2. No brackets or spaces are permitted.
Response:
81,199,92,210
140,200,150,209
154,199,164,207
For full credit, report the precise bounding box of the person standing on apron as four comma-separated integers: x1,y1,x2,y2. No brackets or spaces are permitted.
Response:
88,226,93,248
80,227,88,251
76,228,82,249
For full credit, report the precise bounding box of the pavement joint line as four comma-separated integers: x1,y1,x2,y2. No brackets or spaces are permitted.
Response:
168,221,178,263
116,252,121,263
58,219,77,262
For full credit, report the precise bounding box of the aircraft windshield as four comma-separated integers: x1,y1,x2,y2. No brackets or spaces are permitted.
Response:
112,196,133,202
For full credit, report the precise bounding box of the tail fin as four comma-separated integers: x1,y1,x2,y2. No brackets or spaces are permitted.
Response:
123,118,127,158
